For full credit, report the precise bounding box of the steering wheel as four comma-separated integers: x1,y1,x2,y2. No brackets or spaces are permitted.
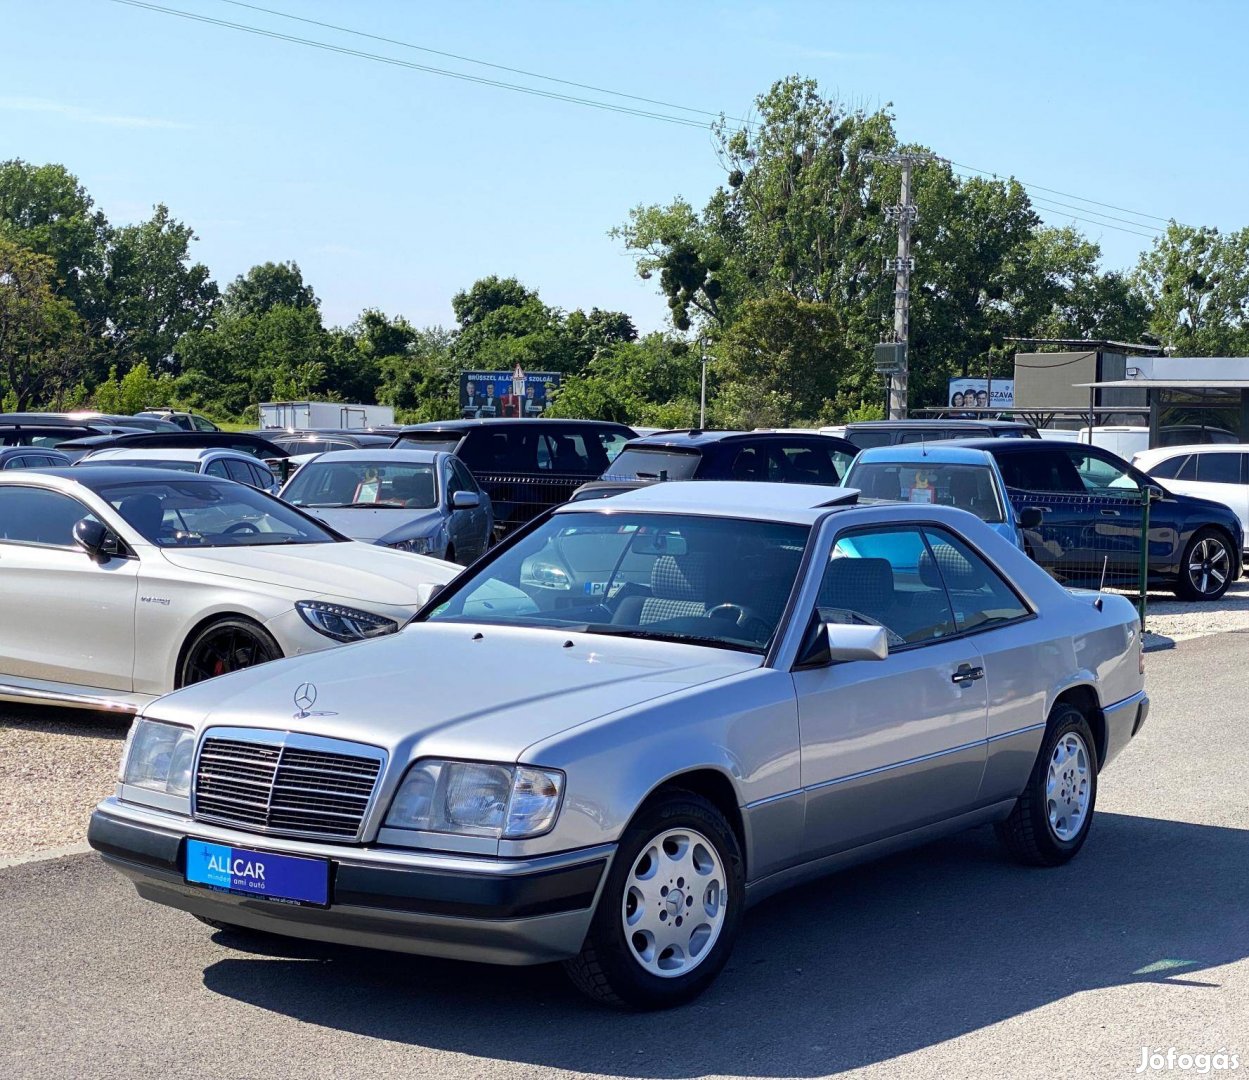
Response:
706,603,774,641
223,521,260,536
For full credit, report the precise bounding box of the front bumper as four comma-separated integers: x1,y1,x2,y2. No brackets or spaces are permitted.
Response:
88,798,611,965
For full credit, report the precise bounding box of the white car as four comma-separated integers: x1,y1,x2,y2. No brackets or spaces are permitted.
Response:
0,468,456,713
75,446,280,493
1134,444,1249,555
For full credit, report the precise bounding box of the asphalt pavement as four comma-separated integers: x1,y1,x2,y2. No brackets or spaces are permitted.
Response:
2,633,1247,1080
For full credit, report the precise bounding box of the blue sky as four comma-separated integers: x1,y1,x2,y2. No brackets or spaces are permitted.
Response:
3,0,1246,334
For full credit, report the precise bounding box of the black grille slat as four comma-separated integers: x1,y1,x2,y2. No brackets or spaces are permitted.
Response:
193,734,383,840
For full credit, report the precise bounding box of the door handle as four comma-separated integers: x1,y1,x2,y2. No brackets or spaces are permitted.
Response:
1100,508,1120,517
951,664,985,685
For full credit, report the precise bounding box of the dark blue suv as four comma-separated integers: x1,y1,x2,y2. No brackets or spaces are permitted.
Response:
954,438,1244,600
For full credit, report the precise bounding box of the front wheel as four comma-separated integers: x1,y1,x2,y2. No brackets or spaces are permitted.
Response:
996,704,1098,866
1173,528,1234,601
563,791,744,1009
177,617,282,688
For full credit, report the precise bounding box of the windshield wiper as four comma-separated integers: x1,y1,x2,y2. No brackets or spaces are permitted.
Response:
305,501,407,509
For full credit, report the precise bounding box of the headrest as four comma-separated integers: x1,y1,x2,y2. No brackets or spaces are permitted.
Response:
919,542,978,588
651,553,711,601
819,556,893,611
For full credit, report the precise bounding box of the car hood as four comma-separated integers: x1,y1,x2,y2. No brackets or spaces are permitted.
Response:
146,623,760,762
301,507,443,543
157,541,457,603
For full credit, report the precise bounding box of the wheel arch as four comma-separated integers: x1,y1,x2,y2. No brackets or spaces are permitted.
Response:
1051,683,1106,770
636,768,748,879
173,611,283,689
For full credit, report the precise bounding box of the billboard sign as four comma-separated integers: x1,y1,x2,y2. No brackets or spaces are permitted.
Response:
947,378,1014,410
459,370,562,418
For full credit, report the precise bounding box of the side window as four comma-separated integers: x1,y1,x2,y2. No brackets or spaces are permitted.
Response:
539,433,592,474
446,459,464,496
1195,453,1242,484
454,458,479,491
249,463,274,488
1066,449,1139,494
922,528,1030,632
192,416,216,431
0,487,96,547
818,528,956,646
205,459,230,479
995,450,1081,493
778,442,842,483
2,455,26,470
597,431,629,464
1174,456,1199,481
461,430,524,473
225,460,255,485
729,446,768,481
1146,455,1187,480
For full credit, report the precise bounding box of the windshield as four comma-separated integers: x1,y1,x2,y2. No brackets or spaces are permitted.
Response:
100,479,340,547
845,462,1005,523
426,511,809,653
283,460,439,509
77,458,199,473
603,448,700,481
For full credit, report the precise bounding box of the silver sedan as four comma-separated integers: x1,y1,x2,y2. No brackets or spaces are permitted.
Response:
279,448,493,564
90,482,1147,1009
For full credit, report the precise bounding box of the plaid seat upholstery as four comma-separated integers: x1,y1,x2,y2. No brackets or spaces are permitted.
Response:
639,553,713,624
818,557,894,613
918,542,977,589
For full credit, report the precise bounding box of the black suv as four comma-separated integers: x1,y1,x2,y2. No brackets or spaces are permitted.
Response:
954,438,1244,600
843,419,1039,449
390,418,637,534
572,429,860,501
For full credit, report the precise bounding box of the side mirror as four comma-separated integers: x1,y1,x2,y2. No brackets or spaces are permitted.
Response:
798,621,890,667
451,490,481,510
73,517,121,562
1019,507,1044,530
1144,483,1165,502
826,623,890,662
416,581,444,607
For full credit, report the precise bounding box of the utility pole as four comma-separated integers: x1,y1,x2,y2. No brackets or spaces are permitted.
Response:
868,151,941,419
699,336,707,428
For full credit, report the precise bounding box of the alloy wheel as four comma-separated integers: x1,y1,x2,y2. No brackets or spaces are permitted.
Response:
1046,731,1091,841
621,827,728,979
183,626,280,685
1187,536,1230,598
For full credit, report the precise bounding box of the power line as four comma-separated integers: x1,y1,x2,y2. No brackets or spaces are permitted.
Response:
110,0,1184,234
213,0,752,127
950,159,1181,227
107,0,713,129
1027,198,1161,241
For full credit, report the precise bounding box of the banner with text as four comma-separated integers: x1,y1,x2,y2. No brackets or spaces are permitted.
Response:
947,378,1014,409
459,371,562,418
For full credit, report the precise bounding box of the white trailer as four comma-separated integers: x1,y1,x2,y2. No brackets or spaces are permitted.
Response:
257,401,395,431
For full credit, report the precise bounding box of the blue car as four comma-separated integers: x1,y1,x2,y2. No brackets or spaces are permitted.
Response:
844,444,1029,549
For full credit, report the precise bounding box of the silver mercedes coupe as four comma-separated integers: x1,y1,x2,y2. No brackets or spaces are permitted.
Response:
89,481,1148,1009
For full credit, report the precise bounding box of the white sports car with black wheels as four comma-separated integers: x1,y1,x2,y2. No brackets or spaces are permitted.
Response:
0,468,456,713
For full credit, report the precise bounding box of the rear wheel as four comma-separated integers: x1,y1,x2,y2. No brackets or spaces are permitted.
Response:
563,791,744,1010
177,617,282,688
996,703,1098,866
1173,528,1234,601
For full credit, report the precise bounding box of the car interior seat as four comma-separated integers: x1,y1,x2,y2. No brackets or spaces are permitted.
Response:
117,493,165,540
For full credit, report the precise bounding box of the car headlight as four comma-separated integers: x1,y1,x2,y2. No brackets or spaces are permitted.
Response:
521,561,571,590
296,600,398,642
385,760,564,838
121,718,196,797
388,536,435,555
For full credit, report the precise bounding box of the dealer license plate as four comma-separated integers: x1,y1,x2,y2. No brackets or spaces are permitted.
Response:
185,840,330,907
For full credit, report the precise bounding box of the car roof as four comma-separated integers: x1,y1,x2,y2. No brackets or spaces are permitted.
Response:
298,448,444,464
938,438,1063,452
624,429,857,450
1135,443,1249,460
80,447,239,462
0,466,223,490
849,444,998,465
554,480,860,524
844,419,1033,430
392,418,636,433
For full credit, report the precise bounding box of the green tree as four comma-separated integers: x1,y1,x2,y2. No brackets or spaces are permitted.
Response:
101,204,218,373
1135,223,1249,354
0,159,109,318
0,238,89,409
223,260,317,318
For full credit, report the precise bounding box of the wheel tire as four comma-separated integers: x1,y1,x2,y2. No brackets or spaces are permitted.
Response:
1173,528,1235,601
563,790,744,1010
177,617,283,689
996,703,1098,867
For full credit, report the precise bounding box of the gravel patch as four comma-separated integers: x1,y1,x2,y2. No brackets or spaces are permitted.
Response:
0,706,130,859
1137,578,1249,646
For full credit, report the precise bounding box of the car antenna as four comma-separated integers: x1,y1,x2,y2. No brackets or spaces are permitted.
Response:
1094,555,1108,611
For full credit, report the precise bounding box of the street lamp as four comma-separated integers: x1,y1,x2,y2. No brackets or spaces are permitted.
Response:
699,337,707,429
